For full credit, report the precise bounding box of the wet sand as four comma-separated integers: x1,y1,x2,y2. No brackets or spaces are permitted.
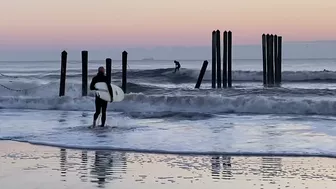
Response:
0,141,335,189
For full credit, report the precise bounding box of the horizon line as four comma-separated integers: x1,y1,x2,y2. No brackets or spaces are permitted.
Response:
1,39,336,51
1,57,336,62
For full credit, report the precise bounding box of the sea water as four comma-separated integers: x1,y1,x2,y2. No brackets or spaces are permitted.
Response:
0,58,336,157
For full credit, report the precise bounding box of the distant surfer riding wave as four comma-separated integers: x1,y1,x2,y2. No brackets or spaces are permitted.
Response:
174,60,180,73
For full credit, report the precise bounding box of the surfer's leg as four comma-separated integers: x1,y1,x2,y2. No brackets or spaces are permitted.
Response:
100,101,108,127
93,98,102,126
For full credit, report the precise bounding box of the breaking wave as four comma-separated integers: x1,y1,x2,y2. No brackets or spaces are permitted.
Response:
3,68,336,82
1,92,336,116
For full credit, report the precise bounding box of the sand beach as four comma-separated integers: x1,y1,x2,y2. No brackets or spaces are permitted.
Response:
1,141,335,189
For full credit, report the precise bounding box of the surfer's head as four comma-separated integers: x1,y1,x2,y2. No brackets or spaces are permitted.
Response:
98,66,105,74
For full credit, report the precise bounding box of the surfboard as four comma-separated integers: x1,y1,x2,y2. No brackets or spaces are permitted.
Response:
94,82,125,102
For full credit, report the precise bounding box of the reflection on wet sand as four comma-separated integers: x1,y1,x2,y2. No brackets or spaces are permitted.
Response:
1,141,335,189
261,157,282,179
211,156,232,180
59,149,128,188
56,149,335,188
90,151,112,187
79,151,88,182
60,148,67,181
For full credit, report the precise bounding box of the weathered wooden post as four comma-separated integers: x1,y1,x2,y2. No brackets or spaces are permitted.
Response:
262,34,267,85
59,51,67,96
216,30,221,88
223,31,228,88
212,30,217,88
269,35,274,85
263,33,282,86
277,36,282,83
106,58,112,84
81,51,88,96
228,31,232,88
266,34,271,85
274,35,279,85
122,51,128,93
195,60,209,89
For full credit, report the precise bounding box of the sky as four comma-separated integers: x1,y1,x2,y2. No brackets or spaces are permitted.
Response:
0,0,336,60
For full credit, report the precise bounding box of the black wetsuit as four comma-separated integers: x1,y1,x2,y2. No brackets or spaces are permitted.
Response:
90,72,113,127
174,61,180,73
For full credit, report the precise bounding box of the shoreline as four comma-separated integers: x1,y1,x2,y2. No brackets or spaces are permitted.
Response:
2,139,336,159
1,140,336,188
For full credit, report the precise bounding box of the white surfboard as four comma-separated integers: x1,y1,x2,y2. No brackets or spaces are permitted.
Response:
94,82,125,102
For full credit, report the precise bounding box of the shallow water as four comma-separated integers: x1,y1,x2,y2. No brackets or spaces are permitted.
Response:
1,109,336,157
1,59,336,157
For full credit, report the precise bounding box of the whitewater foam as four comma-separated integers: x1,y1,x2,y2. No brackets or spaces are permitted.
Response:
1,92,336,116
3,68,336,82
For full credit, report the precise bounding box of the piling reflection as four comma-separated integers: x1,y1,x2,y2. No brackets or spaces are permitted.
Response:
60,148,67,181
79,151,88,182
58,111,68,124
55,149,336,188
211,156,232,180
261,157,282,179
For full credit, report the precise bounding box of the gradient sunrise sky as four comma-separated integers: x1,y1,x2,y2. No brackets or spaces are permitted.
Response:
1,0,336,49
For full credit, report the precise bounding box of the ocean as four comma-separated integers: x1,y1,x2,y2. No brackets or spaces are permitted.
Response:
1,58,336,157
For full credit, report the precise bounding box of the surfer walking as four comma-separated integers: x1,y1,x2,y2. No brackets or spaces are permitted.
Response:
90,66,113,127
174,60,180,73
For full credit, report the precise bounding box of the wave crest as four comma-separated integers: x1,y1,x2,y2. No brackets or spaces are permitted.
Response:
1,93,336,116
3,68,336,82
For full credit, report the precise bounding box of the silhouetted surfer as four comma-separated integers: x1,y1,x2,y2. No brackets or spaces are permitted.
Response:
174,60,180,73
90,66,113,127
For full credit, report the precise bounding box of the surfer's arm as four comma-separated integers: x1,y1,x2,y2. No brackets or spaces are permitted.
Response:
106,81,113,102
90,77,97,90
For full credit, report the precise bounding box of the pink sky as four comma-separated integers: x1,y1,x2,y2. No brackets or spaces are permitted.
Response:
1,0,336,49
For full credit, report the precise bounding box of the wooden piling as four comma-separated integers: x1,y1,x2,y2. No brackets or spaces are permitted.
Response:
81,51,88,96
276,36,282,84
59,51,67,96
106,58,112,84
269,35,274,85
274,35,278,85
223,31,228,88
216,30,221,88
228,31,232,88
212,31,217,88
266,34,271,85
195,61,209,89
263,33,282,86
122,51,128,93
262,34,267,85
